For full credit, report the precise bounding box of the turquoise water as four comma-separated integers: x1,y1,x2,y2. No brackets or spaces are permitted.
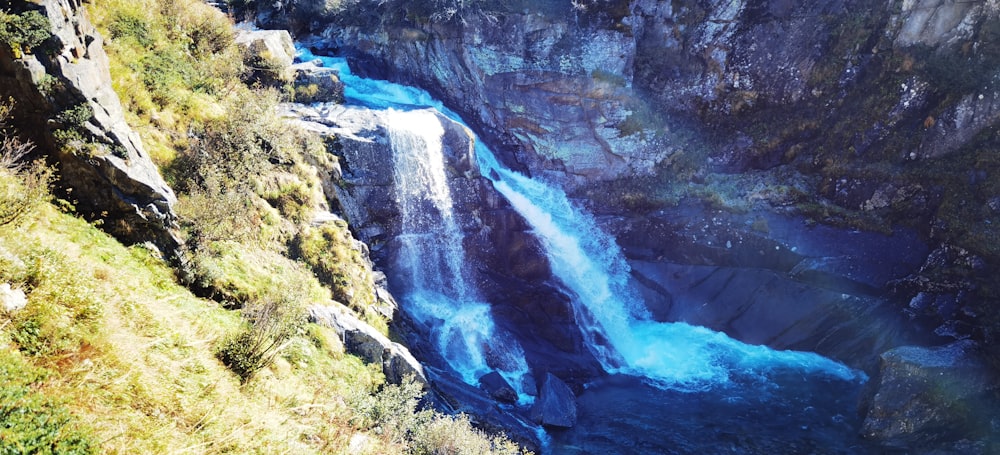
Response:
296,46,871,452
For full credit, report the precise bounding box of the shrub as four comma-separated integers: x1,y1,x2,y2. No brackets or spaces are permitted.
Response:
217,293,306,382
171,89,284,193
350,376,430,443
1,100,52,227
350,377,529,454
107,11,153,48
0,352,96,454
176,173,260,250
0,10,52,56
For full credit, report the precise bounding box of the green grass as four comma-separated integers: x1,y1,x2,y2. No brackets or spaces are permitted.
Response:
0,203,397,453
47,0,536,451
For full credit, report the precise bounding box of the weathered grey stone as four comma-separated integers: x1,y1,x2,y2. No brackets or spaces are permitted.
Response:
862,340,1000,451
529,373,577,428
308,302,427,387
0,0,178,253
1,283,27,313
235,29,295,84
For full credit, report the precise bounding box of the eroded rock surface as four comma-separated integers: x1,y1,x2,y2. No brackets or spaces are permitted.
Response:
862,340,1000,452
0,0,177,252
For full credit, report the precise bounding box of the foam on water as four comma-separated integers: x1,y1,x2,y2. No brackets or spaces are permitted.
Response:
295,46,864,394
374,106,532,402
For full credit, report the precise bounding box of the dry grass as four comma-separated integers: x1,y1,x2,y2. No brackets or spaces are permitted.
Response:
0,204,396,454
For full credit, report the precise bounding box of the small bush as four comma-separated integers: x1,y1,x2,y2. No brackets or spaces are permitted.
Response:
0,351,96,454
108,11,153,48
350,377,529,454
0,10,52,55
176,174,260,250
1,100,52,227
350,377,430,443
217,294,306,382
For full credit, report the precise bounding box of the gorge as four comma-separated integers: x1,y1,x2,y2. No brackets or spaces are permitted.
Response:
2,0,999,453
268,0,1000,452
284,43,967,453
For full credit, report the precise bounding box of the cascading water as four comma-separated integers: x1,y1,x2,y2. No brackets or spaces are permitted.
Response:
477,148,862,389
377,107,532,400
296,43,862,401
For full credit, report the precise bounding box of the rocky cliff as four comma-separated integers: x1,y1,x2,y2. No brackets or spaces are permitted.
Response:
263,0,1000,363
0,0,177,253
284,101,604,384
251,0,1000,451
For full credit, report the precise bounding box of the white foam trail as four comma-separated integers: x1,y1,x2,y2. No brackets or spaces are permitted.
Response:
297,46,865,394
345,105,533,402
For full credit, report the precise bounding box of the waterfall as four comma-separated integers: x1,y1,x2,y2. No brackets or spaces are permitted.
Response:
387,109,468,299
476,146,862,390
377,108,532,401
295,46,863,396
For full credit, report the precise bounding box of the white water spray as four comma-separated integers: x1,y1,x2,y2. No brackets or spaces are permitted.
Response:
297,46,863,395
373,107,533,400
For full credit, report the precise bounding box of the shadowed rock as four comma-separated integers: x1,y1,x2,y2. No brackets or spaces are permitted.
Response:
861,340,1000,451
529,373,577,428
478,371,518,404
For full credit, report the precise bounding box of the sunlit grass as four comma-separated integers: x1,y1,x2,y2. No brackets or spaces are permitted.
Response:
0,205,392,454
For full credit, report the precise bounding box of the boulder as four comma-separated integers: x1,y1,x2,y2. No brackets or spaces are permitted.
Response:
292,65,344,104
478,371,518,404
309,302,427,387
235,29,295,84
529,373,577,428
862,340,1000,451
1,283,27,313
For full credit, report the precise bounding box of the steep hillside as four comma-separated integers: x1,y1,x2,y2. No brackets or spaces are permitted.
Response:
1,0,530,453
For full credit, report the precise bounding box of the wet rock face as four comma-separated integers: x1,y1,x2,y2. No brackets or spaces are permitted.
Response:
861,340,1000,452
283,102,602,382
529,373,577,429
603,205,932,370
0,0,178,253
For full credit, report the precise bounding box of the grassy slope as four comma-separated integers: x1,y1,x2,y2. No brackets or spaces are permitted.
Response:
2,0,529,453
1,202,390,453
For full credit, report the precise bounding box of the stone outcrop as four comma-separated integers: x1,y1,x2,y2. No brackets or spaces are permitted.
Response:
292,61,344,104
284,100,604,384
0,0,177,253
309,302,426,386
235,28,296,85
861,340,1000,452
529,373,577,429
